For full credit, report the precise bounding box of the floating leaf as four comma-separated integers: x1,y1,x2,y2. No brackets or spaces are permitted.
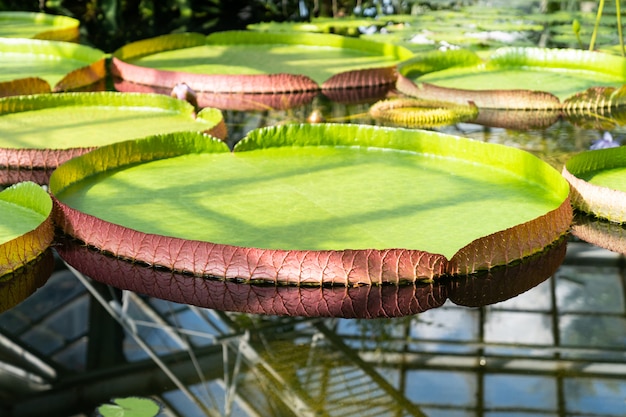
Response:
399,47,626,106
50,125,571,286
111,31,413,93
0,38,106,96
0,11,80,42
369,97,478,128
0,92,225,185
97,397,160,417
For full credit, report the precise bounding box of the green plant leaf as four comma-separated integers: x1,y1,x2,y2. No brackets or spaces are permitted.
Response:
51,125,571,285
0,38,106,94
369,97,479,128
0,92,225,184
403,47,626,102
112,31,413,92
0,11,80,42
97,397,160,417
0,181,53,278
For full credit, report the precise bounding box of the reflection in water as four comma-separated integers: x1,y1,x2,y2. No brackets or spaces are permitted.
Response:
55,235,566,318
0,249,54,313
571,211,626,254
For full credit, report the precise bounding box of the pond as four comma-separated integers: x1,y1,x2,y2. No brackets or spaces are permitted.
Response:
2,2,626,417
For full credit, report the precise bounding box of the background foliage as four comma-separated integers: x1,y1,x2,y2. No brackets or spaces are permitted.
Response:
0,0,412,52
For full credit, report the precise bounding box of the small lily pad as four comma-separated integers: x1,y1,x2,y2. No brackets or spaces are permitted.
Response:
111,31,413,93
97,397,160,417
0,11,80,42
50,124,571,286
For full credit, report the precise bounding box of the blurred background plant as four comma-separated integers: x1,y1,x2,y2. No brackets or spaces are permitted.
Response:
0,0,420,51
0,1,620,54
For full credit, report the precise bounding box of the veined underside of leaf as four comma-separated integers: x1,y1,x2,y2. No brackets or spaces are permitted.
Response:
369,97,479,128
0,182,53,278
50,125,572,286
562,85,626,128
113,78,320,111
0,78,50,99
0,38,106,95
55,234,566,317
111,31,412,93
396,74,561,110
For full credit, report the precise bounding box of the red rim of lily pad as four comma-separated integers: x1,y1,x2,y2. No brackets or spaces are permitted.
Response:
0,92,226,185
55,234,566,317
50,124,572,287
397,47,626,110
111,31,413,94
113,78,319,111
562,146,626,223
0,38,106,96
571,213,626,255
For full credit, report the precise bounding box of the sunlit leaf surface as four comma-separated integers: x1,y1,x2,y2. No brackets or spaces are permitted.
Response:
0,38,105,92
51,125,571,284
112,31,413,91
406,47,626,101
0,11,80,41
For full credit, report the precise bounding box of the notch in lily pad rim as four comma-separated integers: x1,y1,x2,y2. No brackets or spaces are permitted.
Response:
50,125,572,286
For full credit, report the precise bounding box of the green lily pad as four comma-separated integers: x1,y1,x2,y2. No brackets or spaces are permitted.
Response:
401,47,626,104
112,31,413,93
50,124,572,286
97,397,161,417
0,92,225,185
563,147,626,223
0,11,80,42
0,38,106,96
0,181,53,278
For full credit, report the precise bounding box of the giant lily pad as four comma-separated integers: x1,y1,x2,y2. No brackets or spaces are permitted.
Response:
0,92,226,185
55,234,566,317
0,38,106,97
0,181,54,310
50,124,572,286
111,31,413,93
563,146,626,223
0,11,80,42
398,47,626,108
